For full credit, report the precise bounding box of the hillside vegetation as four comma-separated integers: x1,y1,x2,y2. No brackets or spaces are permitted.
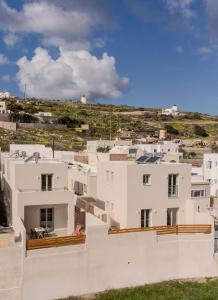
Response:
1,98,218,151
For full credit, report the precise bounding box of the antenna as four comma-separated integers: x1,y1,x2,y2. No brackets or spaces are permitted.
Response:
24,152,40,163
20,151,27,159
52,136,55,159
9,150,20,158
109,107,112,141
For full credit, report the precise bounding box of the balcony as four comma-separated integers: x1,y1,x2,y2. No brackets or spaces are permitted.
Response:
17,188,73,206
168,185,178,198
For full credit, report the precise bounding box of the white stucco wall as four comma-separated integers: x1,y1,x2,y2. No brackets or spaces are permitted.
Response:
22,221,218,300
97,161,192,228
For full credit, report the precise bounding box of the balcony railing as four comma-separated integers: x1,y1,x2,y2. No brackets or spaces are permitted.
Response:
109,224,212,235
26,224,212,250
18,187,69,192
26,234,86,250
168,185,178,198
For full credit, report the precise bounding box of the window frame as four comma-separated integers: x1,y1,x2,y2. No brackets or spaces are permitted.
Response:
40,208,54,229
141,209,152,228
143,174,151,186
167,208,178,226
191,189,205,198
168,174,179,198
41,174,53,191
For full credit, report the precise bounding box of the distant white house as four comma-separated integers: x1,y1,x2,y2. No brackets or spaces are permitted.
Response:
80,95,87,104
0,101,7,114
162,105,180,117
0,91,11,99
34,111,53,117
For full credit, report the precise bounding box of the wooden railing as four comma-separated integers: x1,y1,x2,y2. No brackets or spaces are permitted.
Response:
27,225,212,250
108,224,212,235
26,235,86,250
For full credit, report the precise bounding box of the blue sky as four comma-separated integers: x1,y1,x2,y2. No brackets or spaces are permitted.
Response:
0,0,218,114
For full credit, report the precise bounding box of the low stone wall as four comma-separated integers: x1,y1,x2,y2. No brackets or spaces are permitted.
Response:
0,114,10,122
17,123,67,130
0,121,17,131
0,121,67,131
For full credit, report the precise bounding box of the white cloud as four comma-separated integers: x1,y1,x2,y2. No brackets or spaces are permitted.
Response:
16,47,129,100
0,53,9,65
3,32,19,47
165,0,196,18
176,46,184,53
0,0,110,49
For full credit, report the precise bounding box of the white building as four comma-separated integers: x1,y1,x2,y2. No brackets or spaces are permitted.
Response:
86,139,132,153
0,144,216,300
97,160,202,228
1,150,74,237
34,111,53,117
0,91,11,99
80,95,87,104
162,105,180,117
110,141,181,162
203,153,218,197
0,101,7,114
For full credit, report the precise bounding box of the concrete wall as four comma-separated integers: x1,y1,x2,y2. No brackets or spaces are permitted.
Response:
13,161,68,191
97,162,128,226
22,219,218,300
18,123,67,130
203,154,218,196
127,163,191,227
0,244,23,300
97,161,191,228
0,121,17,131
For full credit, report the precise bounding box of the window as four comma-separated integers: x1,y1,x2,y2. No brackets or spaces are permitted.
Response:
191,189,205,198
143,174,151,185
207,161,212,169
106,170,109,181
40,208,54,229
83,184,87,194
141,209,151,228
41,174,53,191
168,174,178,197
129,148,137,155
111,171,114,183
167,208,178,226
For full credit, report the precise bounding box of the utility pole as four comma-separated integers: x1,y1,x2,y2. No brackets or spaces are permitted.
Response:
23,84,27,101
109,107,112,140
52,136,55,158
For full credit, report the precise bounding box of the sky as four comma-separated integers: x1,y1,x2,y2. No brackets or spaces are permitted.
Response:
0,0,218,113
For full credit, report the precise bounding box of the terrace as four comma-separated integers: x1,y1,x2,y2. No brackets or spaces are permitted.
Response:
26,224,212,251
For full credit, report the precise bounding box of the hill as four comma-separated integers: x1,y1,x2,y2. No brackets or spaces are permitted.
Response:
0,97,218,151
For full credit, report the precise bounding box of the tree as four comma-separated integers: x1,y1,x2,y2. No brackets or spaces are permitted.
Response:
9,112,38,123
7,102,23,112
164,125,179,135
57,116,82,128
193,125,208,137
